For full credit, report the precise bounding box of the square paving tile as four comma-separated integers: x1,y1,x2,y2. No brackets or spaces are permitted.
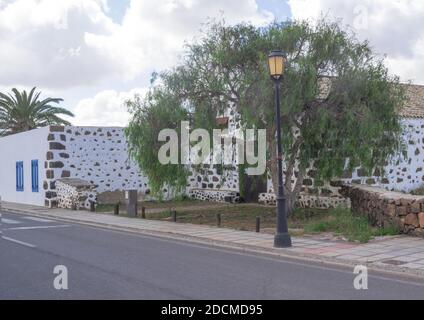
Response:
364,254,400,260
347,251,380,257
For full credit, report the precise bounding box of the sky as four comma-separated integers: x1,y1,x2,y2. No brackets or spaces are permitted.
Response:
0,0,423,127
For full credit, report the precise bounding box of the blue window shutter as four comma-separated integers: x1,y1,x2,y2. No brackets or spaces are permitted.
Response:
20,162,24,191
16,162,18,191
16,161,24,192
31,160,39,192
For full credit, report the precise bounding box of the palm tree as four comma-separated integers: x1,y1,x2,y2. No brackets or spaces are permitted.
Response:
0,87,74,136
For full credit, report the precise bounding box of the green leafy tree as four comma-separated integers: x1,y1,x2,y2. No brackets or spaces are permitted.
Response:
0,87,74,136
126,19,405,214
125,88,190,196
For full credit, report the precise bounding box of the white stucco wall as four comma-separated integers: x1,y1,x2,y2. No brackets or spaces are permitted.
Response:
0,127,49,206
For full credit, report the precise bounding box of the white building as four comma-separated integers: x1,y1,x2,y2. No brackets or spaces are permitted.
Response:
1,84,424,209
260,84,424,208
0,125,150,208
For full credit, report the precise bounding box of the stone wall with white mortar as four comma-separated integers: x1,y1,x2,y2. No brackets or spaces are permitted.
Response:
260,118,424,208
3,116,424,208
186,107,241,200
44,126,150,207
56,180,96,210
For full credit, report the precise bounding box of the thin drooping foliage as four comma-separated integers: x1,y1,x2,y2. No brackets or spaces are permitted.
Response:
126,18,406,214
0,87,74,136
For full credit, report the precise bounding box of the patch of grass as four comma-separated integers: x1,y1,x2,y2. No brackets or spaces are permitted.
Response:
304,208,375,243
144,204,331,234
411,186,424,196
305,221,330,233
372,223,401,237
96,204,117,213
146,204,277,231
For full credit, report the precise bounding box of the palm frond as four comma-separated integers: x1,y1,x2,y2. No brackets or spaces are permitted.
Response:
0,87,74,136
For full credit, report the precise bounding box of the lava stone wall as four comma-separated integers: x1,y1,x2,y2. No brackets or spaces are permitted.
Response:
43,117,424,208
341,184,424,237
44,126,149,207
56,180,96,210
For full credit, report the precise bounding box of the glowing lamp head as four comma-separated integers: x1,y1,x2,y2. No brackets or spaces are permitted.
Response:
268,50,285,80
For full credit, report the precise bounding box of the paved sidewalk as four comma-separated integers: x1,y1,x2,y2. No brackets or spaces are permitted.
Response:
3,201,424,277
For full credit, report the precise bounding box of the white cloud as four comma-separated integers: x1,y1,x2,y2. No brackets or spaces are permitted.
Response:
0,0,274,125
85,0,273,78
71,88,147,127
0,0,120,88
71,0,274,126
0,0,273,89
288,0,424,84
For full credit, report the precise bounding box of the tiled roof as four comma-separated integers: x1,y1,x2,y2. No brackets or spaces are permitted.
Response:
398,84,424,119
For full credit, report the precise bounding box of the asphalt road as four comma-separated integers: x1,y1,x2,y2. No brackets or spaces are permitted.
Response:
1,211,424,300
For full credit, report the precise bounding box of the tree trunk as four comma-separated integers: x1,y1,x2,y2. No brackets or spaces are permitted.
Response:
267,133,303,217
286,169,304,217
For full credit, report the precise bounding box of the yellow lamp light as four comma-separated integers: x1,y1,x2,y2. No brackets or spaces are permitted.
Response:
268,50,285,80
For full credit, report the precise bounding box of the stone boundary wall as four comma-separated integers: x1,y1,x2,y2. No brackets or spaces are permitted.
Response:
340,184,424,237
189,189,241,203
258,193,351,209
56,179,96,210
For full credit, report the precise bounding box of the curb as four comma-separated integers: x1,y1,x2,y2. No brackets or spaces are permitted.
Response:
3,206,424,280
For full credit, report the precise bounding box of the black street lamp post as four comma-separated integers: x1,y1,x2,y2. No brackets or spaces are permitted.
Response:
268,50,292,248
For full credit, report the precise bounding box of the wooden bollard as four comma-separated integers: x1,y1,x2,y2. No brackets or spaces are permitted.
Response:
171,210,177,222
256,216,261,233
217,214,222,227
90,201,96,212
114,203,120,216
141,206,146,219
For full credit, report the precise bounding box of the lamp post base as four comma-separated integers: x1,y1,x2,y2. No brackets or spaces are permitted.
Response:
274,232,292,248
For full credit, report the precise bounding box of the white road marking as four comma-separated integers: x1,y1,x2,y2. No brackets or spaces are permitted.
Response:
5,225,70,231
1,236,36,248
2,218,21,224
5,224,70,231
22,216,54,223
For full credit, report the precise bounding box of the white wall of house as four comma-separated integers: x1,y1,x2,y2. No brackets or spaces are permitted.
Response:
42,126,151,207
374,118,424,192
2,116,424,208
0,127,49,206
62,126,150,193
265,118,424,199
325,117,424,193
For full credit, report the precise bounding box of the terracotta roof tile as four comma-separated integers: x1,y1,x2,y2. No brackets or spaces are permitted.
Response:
397,84,424,118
